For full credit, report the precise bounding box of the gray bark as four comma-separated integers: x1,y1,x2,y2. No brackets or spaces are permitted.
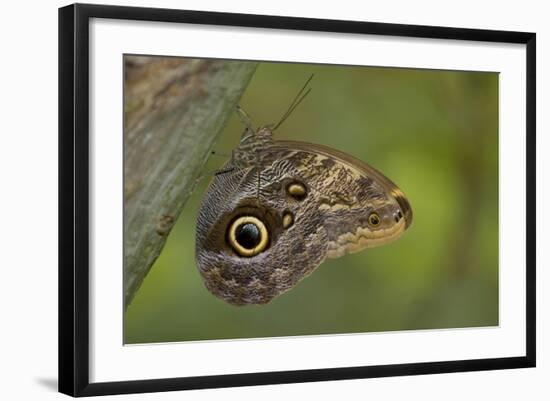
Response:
124,56,257,308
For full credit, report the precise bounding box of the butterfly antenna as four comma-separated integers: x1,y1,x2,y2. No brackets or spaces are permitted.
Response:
273,74,314,131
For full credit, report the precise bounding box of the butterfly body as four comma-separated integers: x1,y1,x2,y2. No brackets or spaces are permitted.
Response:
195,125,412,305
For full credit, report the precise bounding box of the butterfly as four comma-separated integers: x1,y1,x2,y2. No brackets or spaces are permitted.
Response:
195,76,412,305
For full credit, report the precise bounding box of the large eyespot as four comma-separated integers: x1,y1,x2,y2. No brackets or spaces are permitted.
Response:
368,212,381,227
228,216,269,257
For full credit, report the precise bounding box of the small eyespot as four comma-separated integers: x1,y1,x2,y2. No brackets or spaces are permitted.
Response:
368,212,381,227
228,216,269,257
282,212,294,229
286,182,307,200
394,209,404,223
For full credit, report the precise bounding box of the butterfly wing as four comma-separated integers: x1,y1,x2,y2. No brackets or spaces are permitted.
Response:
271,140,412,258
195,140,412,305
195,162,330,305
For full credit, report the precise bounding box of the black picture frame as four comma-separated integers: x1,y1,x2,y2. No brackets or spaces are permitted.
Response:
58,3,536,397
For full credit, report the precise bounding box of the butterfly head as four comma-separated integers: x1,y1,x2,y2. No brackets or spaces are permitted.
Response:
239,125,274,144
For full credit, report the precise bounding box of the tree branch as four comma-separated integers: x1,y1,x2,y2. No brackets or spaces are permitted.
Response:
123,56,257,308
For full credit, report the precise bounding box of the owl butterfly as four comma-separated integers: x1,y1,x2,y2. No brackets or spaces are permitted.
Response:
196,77,412,305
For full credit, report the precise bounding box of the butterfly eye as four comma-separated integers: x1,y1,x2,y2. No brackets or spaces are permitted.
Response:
368,212,381,227
228,216,269,257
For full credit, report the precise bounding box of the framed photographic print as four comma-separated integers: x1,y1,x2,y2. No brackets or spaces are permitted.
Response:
58,3,536,397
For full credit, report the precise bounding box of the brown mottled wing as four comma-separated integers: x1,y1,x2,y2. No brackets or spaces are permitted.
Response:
195,139,411,305
268,140,411,257
195,159,330,305
272,140,408,204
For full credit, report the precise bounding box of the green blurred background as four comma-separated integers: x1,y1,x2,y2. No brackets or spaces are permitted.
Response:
124,60,499,344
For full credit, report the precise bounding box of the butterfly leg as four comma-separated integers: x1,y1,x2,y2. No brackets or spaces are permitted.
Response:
215,167,236,176
193,167,236,188
196,150,236,180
